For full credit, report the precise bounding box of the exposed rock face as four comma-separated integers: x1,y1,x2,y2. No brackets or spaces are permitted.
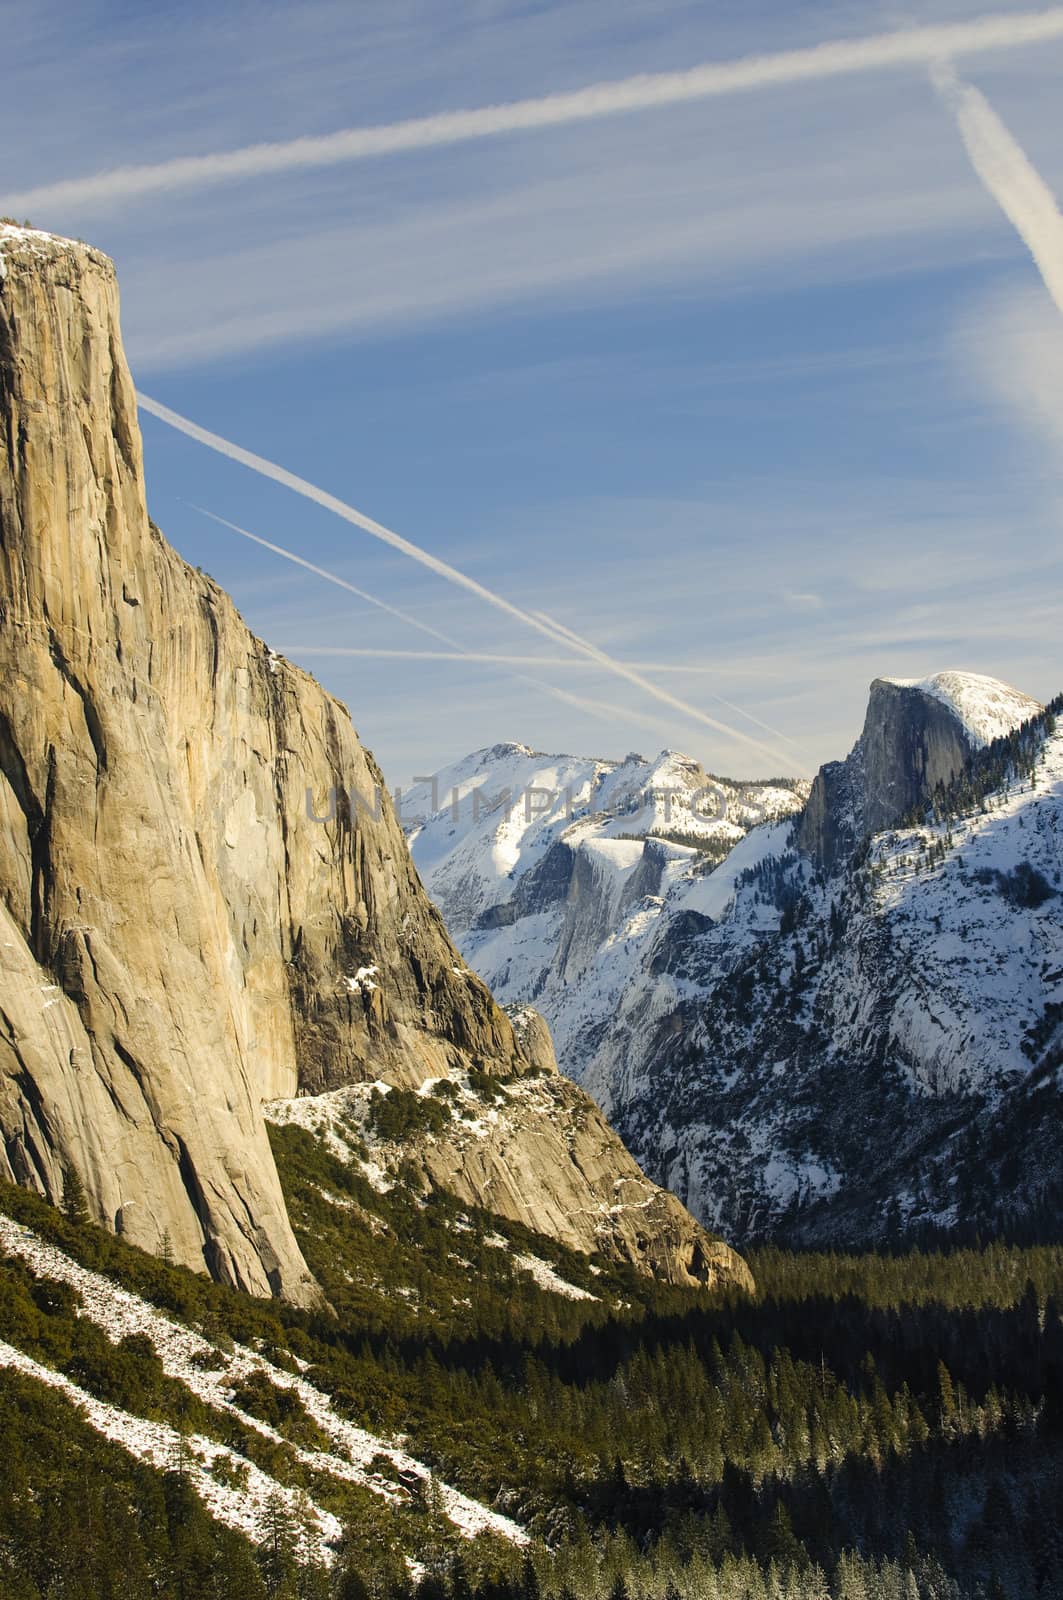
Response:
503,1004,559,1076
799,675,1040,869
0,227,748,1298
405,1071,755,1292
266,1064,755,1294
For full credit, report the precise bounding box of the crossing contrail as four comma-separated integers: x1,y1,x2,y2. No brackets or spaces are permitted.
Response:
9,9,1063,217
189,505,711,742
191,506,462,648
144,395,805,771
269,645,747,674
933,63,1063,318
535,610,810,756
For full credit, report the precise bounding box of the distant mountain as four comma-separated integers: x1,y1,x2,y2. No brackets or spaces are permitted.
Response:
411,674,1063,1245
405,744,807,1072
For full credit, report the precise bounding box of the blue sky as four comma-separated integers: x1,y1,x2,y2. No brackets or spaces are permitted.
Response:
3,0,1062,784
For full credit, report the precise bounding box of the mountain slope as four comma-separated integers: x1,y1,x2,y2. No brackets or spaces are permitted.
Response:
417,677,1063,1245
586,679,1063,1243
407,743,806,1084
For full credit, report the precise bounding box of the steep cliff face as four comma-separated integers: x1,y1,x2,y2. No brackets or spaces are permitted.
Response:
798,674,1040,868
0,226,748,1298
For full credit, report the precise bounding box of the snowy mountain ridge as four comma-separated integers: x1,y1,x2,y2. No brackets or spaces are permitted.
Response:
406,744,807,1082
412,674,1063,1244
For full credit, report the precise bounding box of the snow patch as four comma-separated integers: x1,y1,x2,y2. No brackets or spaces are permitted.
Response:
0,1214,528,1547
0,1337,342,1562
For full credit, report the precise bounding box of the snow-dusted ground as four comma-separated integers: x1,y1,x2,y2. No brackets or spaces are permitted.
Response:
0,1336,342,1562
0,1213,529,1549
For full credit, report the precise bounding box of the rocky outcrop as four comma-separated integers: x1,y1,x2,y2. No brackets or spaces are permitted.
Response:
798,674,1040,868
267,1064,755,1295
0,226,747,1299
504,1004,559,1076
410,1070,754,1292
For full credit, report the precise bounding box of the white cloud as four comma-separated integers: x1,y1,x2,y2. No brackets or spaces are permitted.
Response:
934,64,1063,316
954,280,1063,457
114,83,1026,370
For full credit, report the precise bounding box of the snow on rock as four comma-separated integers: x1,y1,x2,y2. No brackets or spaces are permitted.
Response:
0,223,101,281
407,742,806,1086
0,1214,529,1547
679,820,795,924
583,697,1063,1245
407,742,805,936
854,722,1063,1095
881,671,1040,748
343,965,379,996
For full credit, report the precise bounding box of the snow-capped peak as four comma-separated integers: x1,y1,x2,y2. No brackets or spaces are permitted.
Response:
878,670,1041,748
0,222,108,285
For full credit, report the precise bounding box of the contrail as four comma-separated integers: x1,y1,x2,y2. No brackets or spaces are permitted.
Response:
143,394,804,771
536,611,809,757
268,644,760,675
191,505,461,648
264,641,802,754
529,681,712,746
10,9,1063,217
933,63,1063,317
189,505,700,742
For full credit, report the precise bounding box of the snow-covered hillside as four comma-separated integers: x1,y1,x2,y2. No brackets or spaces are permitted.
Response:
412,677,1063,1246
406,743,806,1081
594,680,1063,1244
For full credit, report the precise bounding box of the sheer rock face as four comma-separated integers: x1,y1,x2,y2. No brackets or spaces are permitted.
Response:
0,229,749,1299
799,678,991,869
393,1071,756,1293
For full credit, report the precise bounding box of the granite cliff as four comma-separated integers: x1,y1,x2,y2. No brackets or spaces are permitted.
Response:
797,673,1039,869
0,226,749,1299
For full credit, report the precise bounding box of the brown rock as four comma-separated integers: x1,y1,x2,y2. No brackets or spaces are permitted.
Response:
0,227,750,1300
